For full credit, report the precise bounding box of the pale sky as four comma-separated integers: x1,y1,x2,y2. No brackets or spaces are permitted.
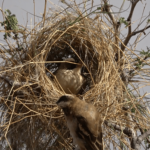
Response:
0,0,150,49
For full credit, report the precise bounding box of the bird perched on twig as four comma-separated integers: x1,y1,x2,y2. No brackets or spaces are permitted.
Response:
54,58,85,94
56,94,102,150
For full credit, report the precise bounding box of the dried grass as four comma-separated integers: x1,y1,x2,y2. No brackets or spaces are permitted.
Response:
0,0,150,149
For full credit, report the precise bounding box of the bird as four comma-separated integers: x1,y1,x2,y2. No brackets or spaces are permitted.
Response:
54,58,85,94
56,94,102,150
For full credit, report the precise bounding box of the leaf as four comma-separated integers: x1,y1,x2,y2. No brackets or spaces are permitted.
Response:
140,48,150,58
5,9,11,15
97,7,101,10
131,108,135,113
119,17,129,26
1,9,19,39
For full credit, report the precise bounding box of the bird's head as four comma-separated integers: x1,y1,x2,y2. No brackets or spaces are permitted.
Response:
56,94,75,108
58,58,76,70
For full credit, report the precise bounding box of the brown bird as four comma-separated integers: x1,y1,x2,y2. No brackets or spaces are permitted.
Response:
56,95,102,150
55,58,85,94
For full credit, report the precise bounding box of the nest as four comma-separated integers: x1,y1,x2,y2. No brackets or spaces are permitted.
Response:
0,1,150,149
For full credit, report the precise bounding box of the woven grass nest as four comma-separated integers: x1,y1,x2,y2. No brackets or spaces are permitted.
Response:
0,2,150,150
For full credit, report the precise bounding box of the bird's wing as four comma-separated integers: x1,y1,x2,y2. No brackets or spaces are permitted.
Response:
76,115,96,142
74,101,99,136
76,116,100,150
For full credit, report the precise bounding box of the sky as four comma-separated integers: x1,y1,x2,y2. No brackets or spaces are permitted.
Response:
0,0,150,49
0,0,150,97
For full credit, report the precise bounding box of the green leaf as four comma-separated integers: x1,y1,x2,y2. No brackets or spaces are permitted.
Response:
131,108,135,113
119,17,129,26
97,7,101,10
1,9,19,39
5,9,11,15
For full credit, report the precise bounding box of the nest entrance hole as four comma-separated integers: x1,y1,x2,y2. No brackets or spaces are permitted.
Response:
45,41,99,94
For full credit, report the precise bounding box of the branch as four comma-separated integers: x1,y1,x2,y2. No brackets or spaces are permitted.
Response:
132,25,150,36
105,120,150,150
104,121,133,137
102,0,116,27
137,130,150,144
126,1,138,35
139,128,150,146
121,0,141,51
131,129,150,150
121,25,150,51
129,53,150,78
127,0,140,22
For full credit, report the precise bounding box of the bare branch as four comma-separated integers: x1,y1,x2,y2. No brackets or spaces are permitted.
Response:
105,120,150,150
132,25,150,36
127,0,140,22
102,0,116,27
137,130,150,144
121,25,150,51
129,52,150,78
121,0,141,51
139,128,150,146
104,121,133,137
131,129,150,150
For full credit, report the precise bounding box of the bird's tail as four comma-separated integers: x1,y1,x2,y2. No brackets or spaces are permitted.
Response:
84,132,103,150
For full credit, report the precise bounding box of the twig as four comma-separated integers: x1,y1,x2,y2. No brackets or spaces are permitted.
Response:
131,129,150,150
105,120,150,150
121,24,150,51
121,0,141,51
42,0,47,27
104,120,133,137
102,0,116,28
137,130,150,144
129,53,150,78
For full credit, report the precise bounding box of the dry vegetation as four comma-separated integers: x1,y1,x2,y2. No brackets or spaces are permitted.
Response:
0,0,150,149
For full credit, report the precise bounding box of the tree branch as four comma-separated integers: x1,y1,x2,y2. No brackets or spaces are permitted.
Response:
104,121,133,137
137,130,150,144
121,0,141,51
129,52,150,78
139,128,150,147
131,129,150,150
102,0,116,27
105,120,150,150
127,0,140,22
132,25,150,36
121,25,150,51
